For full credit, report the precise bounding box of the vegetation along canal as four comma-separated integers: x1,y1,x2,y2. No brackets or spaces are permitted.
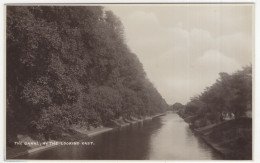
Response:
18,113,222,160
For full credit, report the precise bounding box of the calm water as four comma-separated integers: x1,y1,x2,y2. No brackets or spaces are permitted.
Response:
18,113,222,160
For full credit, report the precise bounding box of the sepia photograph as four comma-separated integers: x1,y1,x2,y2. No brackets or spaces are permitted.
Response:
4,3,254,161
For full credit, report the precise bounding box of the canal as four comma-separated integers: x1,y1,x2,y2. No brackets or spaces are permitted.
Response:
18,113,222,160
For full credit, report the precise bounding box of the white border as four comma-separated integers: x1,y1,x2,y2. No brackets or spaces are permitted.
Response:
1,1,258,163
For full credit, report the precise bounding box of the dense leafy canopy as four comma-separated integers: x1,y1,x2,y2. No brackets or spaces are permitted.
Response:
179,66,252,128
6,6,168,140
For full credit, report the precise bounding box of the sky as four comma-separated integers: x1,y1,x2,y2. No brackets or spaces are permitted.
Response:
105,4,253,105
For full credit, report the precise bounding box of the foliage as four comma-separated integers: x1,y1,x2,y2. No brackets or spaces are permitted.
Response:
181,66,252,127
6,6,168,140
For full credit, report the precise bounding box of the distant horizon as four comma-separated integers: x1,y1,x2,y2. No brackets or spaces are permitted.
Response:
106,4,253,105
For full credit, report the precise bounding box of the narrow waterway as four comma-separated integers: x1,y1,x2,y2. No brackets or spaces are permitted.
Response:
18,113,222,160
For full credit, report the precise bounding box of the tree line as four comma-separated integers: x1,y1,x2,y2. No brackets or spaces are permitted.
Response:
6,6,168,140
178,66,252,128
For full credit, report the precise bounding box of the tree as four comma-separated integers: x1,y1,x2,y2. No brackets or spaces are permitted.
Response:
184,66,252,127
6,6,169,140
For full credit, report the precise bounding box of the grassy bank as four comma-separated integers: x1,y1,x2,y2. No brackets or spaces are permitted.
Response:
179,113,252,160
6,112,166,159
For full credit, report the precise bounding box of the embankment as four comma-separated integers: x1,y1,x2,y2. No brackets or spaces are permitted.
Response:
179,114,252,160
7,112,166,159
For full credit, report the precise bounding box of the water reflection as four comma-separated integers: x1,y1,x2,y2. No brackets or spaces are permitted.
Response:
18,113,222,160
147,113,221,160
